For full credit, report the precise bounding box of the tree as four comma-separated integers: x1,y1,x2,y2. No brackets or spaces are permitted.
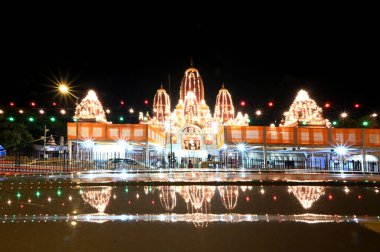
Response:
0,122,34,150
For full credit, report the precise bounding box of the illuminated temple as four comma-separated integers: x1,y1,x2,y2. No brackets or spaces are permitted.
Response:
66,62,380,170
143,62,249,158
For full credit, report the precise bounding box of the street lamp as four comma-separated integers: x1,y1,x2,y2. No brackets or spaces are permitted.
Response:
58,84,80,160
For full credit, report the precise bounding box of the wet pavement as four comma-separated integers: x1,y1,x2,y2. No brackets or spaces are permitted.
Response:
0,181,379,251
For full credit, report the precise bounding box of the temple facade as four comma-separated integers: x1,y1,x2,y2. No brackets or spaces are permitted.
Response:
147,62,249,159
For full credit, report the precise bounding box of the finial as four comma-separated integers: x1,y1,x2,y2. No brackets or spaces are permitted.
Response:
190,57,193,66
222,81,225,89
160,82,163,89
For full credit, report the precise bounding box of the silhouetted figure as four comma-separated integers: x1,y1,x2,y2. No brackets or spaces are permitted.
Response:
188,159,193,168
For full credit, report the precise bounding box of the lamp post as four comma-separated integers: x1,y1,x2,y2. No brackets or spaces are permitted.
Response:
58,84,80,160
43,125,50,159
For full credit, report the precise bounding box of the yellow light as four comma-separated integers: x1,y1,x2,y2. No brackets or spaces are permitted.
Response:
340,112,348,118
0,109,3,114
59,84,69,94
19,110,24,114
256,110,262,116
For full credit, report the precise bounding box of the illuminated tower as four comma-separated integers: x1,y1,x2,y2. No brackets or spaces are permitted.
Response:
179,60,205,104
280,89,330,127
214,84,235,123
153,85,171,124
174,62,212,127
183,91,199,123
74,90,107,123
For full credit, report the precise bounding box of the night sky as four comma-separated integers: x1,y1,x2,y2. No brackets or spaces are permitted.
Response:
1,16,378,125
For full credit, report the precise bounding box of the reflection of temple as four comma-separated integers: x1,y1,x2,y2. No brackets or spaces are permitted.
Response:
158,186,177,211
288,186,325,209
80,186,112,213
178,185,216,227
218,186,239,210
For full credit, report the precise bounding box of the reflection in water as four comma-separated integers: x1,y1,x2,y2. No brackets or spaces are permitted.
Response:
179,185,216,227
288,186,325,209
80,186,112,213
158,186,177,211
79,186,112,223
1,183,380,229
2,213,378,225
218,186,239,210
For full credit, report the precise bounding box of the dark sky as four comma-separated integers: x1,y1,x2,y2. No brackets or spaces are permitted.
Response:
1,13,378,125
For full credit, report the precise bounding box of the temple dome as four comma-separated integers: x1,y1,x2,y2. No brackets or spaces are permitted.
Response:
74,90,107,123
214,84,235,123
280,89,330,128
179,63,205,104
153,85,171,123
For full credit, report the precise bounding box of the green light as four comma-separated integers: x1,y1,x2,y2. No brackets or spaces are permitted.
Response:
8,117,15,122
73,118,77,122
50,117,56,122
362,121,369,127
302,121,307,125
247,118,251,123
28,117,35,122
119,116,124,122
125,187,128,193
57,189,62,197
16,192,21,199
332,121,338,126
35,191,41,198
148,186,152,193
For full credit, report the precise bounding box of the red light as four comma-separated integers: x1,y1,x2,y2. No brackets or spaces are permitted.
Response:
151,200,155,205
240,101,246,106
30,102,36,107
10,102,15,107
120,100,125,105
268,101,274,107
144,99,149,105
358,195,362,200
273,195,277,201
328,194,333,200
324,103,331,108
246,196,250,202
52,102,57,106
354,103,360,109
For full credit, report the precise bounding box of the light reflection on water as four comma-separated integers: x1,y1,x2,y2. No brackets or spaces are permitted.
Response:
1,183,380,226
1,182,380,251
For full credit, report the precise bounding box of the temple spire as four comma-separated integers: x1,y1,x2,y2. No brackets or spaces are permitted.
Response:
222,81,225,89
190,57,193,66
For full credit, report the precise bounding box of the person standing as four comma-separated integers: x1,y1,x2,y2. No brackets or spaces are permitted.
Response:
180,158,186,168
188,159,193,168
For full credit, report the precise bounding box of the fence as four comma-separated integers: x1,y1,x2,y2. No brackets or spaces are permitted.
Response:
0,150,379,173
